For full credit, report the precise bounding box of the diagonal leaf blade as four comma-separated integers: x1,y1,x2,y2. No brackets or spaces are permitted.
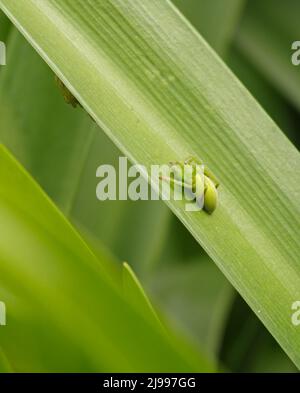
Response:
0,0,299,367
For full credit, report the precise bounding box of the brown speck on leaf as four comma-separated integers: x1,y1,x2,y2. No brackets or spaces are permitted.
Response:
55,75,82,108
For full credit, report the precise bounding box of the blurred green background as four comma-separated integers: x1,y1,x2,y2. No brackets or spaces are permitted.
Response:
0,0,299,372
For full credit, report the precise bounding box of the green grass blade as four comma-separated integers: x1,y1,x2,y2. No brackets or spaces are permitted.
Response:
147,256,234,356
122,262,162,328
0,29,230,360
0,0,299,367
0,144,213,372
0,29,97,213
0,28,172,275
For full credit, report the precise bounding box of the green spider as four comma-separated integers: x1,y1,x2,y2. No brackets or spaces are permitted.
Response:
160,156,219,214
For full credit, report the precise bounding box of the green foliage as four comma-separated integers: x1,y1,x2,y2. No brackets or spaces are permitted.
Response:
0,0,299,372
0,144,213,372
0,9,10,40
236,0,300,111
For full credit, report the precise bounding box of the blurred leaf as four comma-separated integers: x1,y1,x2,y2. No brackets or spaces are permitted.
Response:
173,0,298,146
0,144,213,372
147,256,233,357
0,9,10,40
220,295,298,372
235,0,300,111
0,347,12,372
0,28,171,275
227,47,298,146
1,0,299,368
172,0,245,56
0,29,96,213
244,330,298,373
122,262,161,328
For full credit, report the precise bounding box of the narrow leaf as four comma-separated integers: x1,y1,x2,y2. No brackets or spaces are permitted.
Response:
1,0,299,367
